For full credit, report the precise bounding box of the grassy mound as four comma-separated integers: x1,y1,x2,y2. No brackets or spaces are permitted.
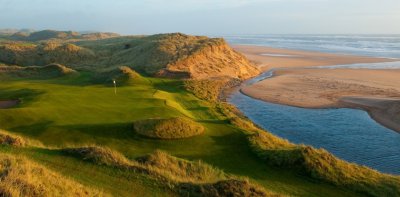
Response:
0,130,42,147
6,30,119,41
0,42,95,67
133,117,204,139
63,147,224,183
137,150,226,183
0,64,76,79
0,130,25,147
80,32,120,40
93,66,148,85
62,146,131,167
21,30,80,41
179,179,275,197
0,153,104,197
62,146,273,196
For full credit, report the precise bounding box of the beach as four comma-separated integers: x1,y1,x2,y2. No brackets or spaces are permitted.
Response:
234,45,400,132
233,45,395,71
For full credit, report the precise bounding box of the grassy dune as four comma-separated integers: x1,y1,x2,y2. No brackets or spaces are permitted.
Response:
133,117,204,139
0,33,259,79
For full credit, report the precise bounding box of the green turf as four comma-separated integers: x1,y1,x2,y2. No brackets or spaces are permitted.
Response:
0,73,359,196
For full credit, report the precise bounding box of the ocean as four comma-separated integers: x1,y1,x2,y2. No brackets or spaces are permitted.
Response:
223,34,400,59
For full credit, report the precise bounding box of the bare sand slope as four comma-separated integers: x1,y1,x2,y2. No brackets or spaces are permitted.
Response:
241,69,400,132
232,45,394,71
0,100,19,109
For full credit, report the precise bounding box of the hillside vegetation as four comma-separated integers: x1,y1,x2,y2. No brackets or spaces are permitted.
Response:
1,129,275,197
6,30,119,41
0,64,76,79
0,153,104,197
0,33,259,79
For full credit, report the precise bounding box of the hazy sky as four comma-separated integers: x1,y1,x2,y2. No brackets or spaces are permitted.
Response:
1,0,399,35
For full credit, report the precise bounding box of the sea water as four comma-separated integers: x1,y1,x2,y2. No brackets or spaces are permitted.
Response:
223,34,400,58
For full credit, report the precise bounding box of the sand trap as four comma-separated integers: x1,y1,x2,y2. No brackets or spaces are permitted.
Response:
0,100,20,109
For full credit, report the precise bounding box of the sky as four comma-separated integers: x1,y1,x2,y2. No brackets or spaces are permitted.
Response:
0,0,399,35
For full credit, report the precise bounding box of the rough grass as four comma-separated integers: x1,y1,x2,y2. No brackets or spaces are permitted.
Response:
62,146,273,196
0,130,42,147
0,153,105,197
0,130,25,147
137,150,226,184
184,77,241,102
133,117,204,139
0,42,95,67
0,63,76,79
6,30,119,42
92,66,149,85
62,146,131,167
179,179,279,197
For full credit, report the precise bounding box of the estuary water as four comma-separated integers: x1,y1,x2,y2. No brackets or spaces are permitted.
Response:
226,35,400,175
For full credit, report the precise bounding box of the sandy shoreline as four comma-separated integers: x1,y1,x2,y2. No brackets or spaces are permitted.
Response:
234,45,400,132
233,45,396,70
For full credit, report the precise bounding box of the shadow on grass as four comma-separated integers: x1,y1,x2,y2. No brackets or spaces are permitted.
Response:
0,88,44,107
56,122,134,140
9,121,54,137
152,80,185,93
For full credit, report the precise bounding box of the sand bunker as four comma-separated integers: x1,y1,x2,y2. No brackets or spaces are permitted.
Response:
0,100,19,109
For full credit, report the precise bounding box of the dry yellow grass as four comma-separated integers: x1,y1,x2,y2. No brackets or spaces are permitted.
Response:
0,42,95,66
184,77,241,102
0,130,42,147
179,179,280,197
0,64,76,79
62,146,273,196
62,146,131,167
0,153,105,197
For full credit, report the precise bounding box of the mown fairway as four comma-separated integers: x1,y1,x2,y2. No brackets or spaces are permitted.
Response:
0,73,359,196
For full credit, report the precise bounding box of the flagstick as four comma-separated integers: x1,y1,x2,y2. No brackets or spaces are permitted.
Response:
113,80,117,95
